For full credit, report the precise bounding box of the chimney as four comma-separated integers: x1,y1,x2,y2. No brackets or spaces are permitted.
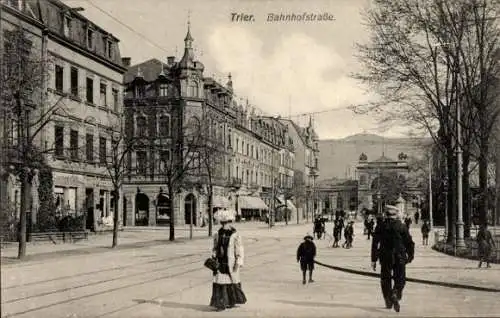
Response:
167,56,175,65
121,57,131,67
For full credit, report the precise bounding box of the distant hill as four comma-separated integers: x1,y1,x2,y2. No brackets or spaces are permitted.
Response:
318,134,431,180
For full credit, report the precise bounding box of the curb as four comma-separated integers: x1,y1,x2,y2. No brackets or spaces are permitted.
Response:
314,260,500,293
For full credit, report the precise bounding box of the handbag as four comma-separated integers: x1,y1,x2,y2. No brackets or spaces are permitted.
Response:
204,257,219,272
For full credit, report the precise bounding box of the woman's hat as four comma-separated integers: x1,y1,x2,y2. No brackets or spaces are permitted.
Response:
304,234,314,240
214,208,236,222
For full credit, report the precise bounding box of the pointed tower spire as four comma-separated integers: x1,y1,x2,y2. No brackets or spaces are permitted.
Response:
179,11,195,68
227,73,233,90
136,66,143,78
184,10,193,48
159,62,166,77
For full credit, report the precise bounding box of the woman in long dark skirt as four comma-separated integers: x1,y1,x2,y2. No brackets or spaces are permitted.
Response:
210,209,247,311
477,224,496,268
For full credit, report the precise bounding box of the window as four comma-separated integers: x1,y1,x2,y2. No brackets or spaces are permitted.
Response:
86,133,93,162
112,88,119,112
54,126,64,157
189,82,198,97
135,85,145,98
159,150,170,172
54,187,64,214
63,16,71,37
159,83,168,97
136,151,147,174
100,82,107,106
70,130,79,160
70,67,78,97
158,115,170,137
87,28,94,49
107,41,113,59
86,77,94,103
99,137,106,163
136,116,147,137
55,65,64,92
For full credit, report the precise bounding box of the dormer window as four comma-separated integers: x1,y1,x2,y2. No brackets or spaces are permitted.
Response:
87,28,94,50
107,41,113,59
159,84,168,97
135,85,145,98
63,16,72,37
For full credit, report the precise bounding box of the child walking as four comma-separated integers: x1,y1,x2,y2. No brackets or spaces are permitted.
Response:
297,234,317,284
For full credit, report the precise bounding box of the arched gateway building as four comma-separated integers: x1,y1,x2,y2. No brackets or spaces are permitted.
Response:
356,152,419,213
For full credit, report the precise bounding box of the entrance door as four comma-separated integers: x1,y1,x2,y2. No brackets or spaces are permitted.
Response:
184,193,197,226
85,188,94,231
135,193,150,226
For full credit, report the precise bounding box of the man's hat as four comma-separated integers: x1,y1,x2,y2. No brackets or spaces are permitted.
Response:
304,234,314,240
385,205,400,218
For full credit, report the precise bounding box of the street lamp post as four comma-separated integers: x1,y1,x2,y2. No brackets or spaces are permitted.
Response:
429,154,434,229
455,67,466,249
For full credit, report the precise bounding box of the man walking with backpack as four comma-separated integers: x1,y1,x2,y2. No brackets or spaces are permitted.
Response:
371,205,415,313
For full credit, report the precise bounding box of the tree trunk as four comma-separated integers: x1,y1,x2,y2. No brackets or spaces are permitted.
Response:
462,154,471,238
446,147,456,244
17,169,29,259
112,189,119,248
169,186,175,241
478,150,489,226
208,185,213,237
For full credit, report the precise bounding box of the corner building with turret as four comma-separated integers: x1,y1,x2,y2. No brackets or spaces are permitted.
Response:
121,25,309,227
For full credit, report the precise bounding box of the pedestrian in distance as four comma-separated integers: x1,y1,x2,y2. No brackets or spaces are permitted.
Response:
371,205,415,313
332,217,342,248
367,217,375,240
421,220,431,246
314,217,323,240
414,211,420,225
297,234,317,285
404,215,412,229
343,221,355,248
477,223,496,268
209,209,247,311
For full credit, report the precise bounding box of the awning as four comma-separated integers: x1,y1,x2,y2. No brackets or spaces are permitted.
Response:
238,196,269,210
212,196,231,208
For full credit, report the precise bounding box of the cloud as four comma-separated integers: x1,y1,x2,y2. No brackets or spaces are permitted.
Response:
207,24,376,138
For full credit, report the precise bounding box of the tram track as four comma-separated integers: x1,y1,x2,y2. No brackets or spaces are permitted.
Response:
2,239,296,318
3,236,263,290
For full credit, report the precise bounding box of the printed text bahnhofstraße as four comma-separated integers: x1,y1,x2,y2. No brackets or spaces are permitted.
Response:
267,13,335,22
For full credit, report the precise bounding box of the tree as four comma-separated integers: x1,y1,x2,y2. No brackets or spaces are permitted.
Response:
353,0,499,241
156,109,204,241
1,27,66,258
198,109,228,237
100,113,136,247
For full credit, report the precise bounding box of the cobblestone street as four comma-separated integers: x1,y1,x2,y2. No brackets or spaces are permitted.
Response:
2,222,499,317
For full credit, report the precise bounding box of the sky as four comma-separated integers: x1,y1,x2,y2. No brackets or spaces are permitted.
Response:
62,0,412,140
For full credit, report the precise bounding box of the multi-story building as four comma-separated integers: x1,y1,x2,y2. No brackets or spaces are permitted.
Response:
121,26,300,227
0,0,127,231
279,117,320,221
256,116,296,222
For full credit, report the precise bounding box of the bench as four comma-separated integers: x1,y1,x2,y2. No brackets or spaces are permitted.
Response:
30,231,89,244
30,232,65,244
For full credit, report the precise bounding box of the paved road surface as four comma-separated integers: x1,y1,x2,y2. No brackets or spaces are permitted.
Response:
2,222,499,317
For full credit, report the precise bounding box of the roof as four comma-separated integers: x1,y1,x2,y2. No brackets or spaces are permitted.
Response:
373,154,396,163
124,59,168,84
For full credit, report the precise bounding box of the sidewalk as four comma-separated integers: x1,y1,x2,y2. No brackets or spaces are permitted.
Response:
313,222,500,290
0,226,210,264
0,221,311,264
